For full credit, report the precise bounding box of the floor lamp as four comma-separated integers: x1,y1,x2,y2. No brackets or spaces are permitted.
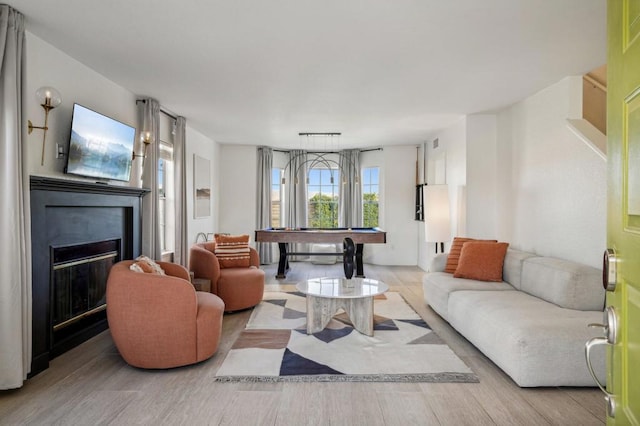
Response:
424,185,451,253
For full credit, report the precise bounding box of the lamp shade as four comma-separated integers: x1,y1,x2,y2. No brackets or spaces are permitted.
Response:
424,185,451,242
35,86,62,108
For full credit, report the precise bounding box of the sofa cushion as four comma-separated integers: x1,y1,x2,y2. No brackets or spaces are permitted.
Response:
502,249,538,290
520,257,605,311
447,290,606,387
454,242,509,281
444,237,497,273
422,272,514,321
428,253,448,273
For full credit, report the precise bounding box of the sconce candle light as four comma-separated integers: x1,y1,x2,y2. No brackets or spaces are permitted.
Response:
132,131,152,165
28,86,62,166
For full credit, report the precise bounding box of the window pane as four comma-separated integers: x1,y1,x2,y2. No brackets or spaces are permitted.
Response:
158,140,174,253
362,167,379,228
363,167,371,182
320,170,331,185
307,167,339,228
271,168,282,227
308,169,320,182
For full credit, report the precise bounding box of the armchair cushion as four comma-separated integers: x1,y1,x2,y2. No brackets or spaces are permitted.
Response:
214,234,251,268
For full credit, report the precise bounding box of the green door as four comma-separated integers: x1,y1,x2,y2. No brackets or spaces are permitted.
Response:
604,0,640,423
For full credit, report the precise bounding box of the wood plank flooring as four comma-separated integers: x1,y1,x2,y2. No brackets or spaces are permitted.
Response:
0,261,606,425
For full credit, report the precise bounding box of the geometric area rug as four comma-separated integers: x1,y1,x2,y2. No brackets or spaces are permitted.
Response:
213,291,478,383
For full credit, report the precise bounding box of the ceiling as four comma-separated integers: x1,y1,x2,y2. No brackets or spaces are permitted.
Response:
9,0,606,149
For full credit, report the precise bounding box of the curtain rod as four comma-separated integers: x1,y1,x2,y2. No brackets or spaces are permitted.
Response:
135,99,178,120
273,147,383,154
160,108,178,120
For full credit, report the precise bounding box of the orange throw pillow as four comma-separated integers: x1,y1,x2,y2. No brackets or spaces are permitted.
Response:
214,234,251,268
444,237,497,273
453,242,509,282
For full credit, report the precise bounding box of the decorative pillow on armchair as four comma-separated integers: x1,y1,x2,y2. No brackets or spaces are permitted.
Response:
129,255,166,275
453,241,509,282
214,234,251,268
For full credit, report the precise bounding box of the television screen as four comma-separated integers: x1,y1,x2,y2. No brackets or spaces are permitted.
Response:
65,104,136,182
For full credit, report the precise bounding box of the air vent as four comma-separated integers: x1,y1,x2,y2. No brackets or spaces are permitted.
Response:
433,138,439,149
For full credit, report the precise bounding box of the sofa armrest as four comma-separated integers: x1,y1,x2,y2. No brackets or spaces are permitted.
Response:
429,253,449,273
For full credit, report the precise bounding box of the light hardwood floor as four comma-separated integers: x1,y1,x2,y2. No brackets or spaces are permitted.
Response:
0,262,605,425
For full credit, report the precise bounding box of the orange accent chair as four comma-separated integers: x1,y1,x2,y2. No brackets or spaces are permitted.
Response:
189,242,265,312
106,260,224,369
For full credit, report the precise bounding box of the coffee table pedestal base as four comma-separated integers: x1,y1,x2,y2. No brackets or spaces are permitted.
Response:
306,294,374,336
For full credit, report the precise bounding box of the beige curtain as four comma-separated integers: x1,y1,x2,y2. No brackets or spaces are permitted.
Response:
339,149,362,227
285,150,308,259
138,98,162,259
173,116,188,266
256,146,273,264
0,5,31,389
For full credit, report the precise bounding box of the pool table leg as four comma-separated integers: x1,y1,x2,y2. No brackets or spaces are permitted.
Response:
276,242,289,279
355,243,365,277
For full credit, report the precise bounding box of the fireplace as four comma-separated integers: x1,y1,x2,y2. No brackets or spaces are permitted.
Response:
51,239,120,350
30,176,148,376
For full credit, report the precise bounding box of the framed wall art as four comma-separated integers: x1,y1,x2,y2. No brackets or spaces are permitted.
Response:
194,154,211,218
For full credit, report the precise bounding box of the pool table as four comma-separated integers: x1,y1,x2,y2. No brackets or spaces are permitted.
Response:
254,227,387,279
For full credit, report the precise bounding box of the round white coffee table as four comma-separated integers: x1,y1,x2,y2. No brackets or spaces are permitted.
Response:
296,277,389,336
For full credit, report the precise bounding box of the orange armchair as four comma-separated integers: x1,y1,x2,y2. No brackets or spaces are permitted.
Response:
189,242,265,312
106,260,224,369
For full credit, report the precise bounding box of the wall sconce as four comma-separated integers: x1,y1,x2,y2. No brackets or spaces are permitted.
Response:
424,184,451,253
132,131,152,165
28,86,62,166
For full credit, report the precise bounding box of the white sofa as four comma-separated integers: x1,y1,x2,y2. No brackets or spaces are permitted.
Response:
423,248,606,387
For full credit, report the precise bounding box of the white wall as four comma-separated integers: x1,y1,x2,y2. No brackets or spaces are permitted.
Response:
186,127,219,245
363,146,418,266
466,114,498,239
419,76,606,270
418,118,467,271
496,76,606,268
24,33,137,182
218,145,258,236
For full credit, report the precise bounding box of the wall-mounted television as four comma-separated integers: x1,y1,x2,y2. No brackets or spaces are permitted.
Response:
64,104,136,182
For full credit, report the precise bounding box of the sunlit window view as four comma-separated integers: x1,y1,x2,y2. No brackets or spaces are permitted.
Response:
158,141,174,255
272,165,379,229
271,168,283,227
307,168,340,228
362,167,379,227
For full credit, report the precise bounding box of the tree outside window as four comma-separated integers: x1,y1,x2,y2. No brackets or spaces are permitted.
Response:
362,167,379,227
308,168,339,228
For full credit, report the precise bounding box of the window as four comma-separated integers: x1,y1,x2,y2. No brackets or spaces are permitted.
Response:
362,167,379,227
307,168,340,228
271,168,283,227
158,141,174,256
